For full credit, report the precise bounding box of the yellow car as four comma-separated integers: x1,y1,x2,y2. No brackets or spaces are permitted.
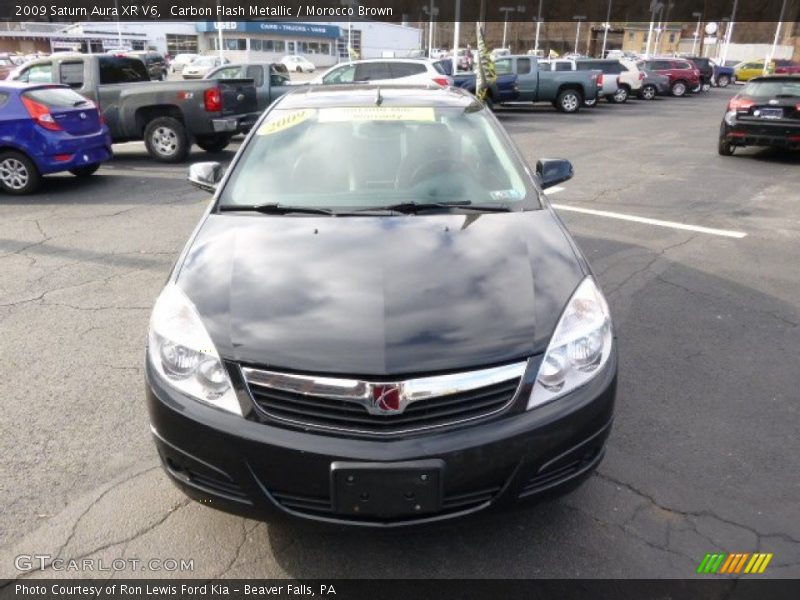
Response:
734,60,775,82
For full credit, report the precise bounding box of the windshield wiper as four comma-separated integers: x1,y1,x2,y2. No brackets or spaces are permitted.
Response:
352,201,513,214
218,203,335,216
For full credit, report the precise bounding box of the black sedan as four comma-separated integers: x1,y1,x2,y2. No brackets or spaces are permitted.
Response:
719,75,800,155
145,85,617,526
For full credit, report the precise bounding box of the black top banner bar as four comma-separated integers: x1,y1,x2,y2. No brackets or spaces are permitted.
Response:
0,0,798,22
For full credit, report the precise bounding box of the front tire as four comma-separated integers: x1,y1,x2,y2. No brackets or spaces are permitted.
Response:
69,164,100,178
0,150,41,195
671,81,687,97
196,135,232,153
718,137,736,156
717,74,731,88
144,116,190,163
639,84,657,100
556,89,582,113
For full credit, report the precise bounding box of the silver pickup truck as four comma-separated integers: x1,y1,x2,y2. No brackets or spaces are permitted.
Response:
494,55,601,113
10,54,259,162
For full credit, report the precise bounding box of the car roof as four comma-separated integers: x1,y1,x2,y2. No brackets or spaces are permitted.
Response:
276,84,478,110
0,81,67,91
748,74,800,82
336,58,435,65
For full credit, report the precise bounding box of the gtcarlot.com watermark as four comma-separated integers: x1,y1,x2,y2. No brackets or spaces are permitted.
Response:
15,554,194,572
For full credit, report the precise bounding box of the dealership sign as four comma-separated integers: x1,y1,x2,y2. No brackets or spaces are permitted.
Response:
196,21,341,39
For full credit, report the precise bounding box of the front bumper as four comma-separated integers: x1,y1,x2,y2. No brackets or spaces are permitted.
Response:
721,118,800,149
146,350,617,527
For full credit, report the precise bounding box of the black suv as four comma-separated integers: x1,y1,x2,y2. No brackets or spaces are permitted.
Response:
685,57,713,92
125,51,167,81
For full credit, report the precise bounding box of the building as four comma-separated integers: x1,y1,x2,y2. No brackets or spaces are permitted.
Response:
194,21,422,68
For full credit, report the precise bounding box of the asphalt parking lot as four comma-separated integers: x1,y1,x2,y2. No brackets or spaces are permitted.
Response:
1,86,799,579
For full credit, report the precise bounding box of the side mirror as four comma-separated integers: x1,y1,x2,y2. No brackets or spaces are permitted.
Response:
188,162,224,192
536,158,574,190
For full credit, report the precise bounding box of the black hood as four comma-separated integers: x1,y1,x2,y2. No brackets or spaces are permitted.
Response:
176,210,586,376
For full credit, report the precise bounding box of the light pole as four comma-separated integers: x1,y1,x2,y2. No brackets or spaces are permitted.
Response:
499,7,516,49
533,0,543,56
573,16,586,55
690,11,702,55
113,0,122,48
600,0,612,58
765,0,787,75
721,0,738,64
645,1,663,57
422,1,439,57
452,0,461,74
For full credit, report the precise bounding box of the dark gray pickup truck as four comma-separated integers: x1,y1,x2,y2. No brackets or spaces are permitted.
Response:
204,62,293,111
11,54,259,162
494,55,601,113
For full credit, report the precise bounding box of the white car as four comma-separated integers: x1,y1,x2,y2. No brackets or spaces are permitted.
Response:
182,56,228,79
281,55,315,73
313,59,452,87
171,53,198,74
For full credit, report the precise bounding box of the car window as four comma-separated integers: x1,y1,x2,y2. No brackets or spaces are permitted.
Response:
516,58,532,74
245,65,264,87
221,106,536,210
323,64,355,84
389,62,426,78
742,80,800,97
555,62,572,72
653,61,673,70
213,66,244,79
674,61,693,70
432,61,448,75
354,62,391,81
19,63,53,83
574,62,594,71
98,56,150,83
23,86,93,108
495,58,512,75
59,62,84,88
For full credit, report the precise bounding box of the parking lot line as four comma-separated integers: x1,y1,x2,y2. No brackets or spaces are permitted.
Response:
550,203,748,239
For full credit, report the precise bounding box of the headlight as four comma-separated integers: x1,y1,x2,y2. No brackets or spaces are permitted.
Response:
147,284,241,415
528,277,613,410
724,110,737,126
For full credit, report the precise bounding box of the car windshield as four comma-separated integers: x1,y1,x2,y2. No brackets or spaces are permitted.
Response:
219,104,536,211
743,80,800,97
194,57,216,67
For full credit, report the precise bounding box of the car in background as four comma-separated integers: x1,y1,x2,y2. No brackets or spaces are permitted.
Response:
182,56,229,80
494,55,601,113
0,82,112,194
205,62,292,110
705,59,735,88
684,56,714,92
734,60,775,82
540,59,614,106
281,55,315,73
171,53,198,74
637,58,701,97
638,69,670,100
10,54,258,162
313,59,452,87
576,59,643,103
774,60,800,75
125,51,167,81
436,59,519,108
0,55,15,80
718,75,800,156
146,84,617,527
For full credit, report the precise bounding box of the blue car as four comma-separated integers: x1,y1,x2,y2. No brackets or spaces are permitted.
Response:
0,82,112,194
712,60,735,88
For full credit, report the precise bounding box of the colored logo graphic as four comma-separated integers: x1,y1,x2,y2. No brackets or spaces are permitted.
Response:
697,553,773,574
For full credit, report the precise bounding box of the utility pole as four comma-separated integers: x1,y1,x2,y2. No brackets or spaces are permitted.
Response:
573,16,586,54
601,0,612,58
499,7,516,49
721,0,738,64
765,0,787,75
533,0,543,56
452,0,461,74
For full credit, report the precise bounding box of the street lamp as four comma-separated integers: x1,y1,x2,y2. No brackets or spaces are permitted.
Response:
600,0,613,58
452,0,461,75
645,1,663,57
721,0,738,64
422,1,439,57
690,11,702,56
499,6,516,49
533,0,543,56
765,0,788,75
573,15,586,55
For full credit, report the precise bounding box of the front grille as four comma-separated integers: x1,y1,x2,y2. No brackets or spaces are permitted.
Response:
518,446,604,498
246,376,522,436
271,485,501,521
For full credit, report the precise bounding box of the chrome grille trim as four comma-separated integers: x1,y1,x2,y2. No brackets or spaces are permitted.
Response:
242,361,528,436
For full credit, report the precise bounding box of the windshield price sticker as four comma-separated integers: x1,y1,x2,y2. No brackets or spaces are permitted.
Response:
256,109,315,136
318,106,436,122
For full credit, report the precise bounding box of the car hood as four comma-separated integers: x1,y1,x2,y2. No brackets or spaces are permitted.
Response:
176,210,586,376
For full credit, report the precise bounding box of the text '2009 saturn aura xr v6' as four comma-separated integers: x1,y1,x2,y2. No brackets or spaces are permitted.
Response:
145,85,617,526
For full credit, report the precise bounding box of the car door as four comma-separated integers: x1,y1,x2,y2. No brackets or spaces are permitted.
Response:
513,57,539,99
